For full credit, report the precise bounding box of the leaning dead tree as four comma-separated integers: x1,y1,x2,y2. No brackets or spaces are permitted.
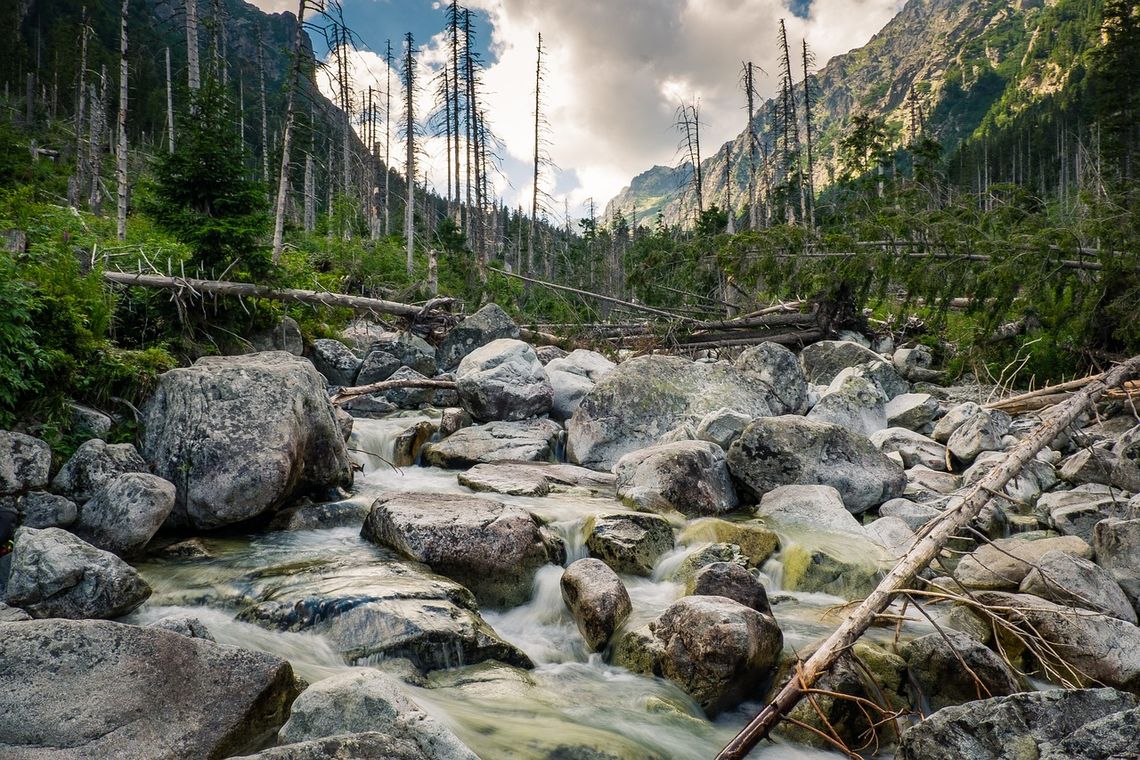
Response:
402,31,417,273
715,353,1140,760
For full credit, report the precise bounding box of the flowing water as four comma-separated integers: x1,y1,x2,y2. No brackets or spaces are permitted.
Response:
131,417,935,759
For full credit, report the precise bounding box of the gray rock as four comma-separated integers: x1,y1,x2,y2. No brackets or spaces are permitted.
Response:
362,492,558,608
690,562,770,613
897,688,1140,760
0,618,299,759
439,303,520,369
308,338,362,387
69,403,113,440
735,342,811,415
892,345,935,380
0,602,31,622
946,409,1012,463
1093,518,1140,614
566,355,776,470
0,431,51,496
613,596,782,716
755,484,863,535
548,369,595,422
458,462,615,498
807,376,888,437
4,527,151,619
422,419,562,468
14,490,77,528
52,439,150,504
455,338,553,421
885,393,940,431
798,340,883,384
931,401,983,443
669,543,750,587
955,534,1093,590
148,614,217,641
368,332,438,377
560,558,632,650
338,393,398,419
1110,425,1140,491
73,472,175,556
906,465,961,496
1039,705,1140,760
1020,549,1137,624
142,353,353,530
726,415,906,512
865,515,918,558
242,733,434,760
267,498,372,531
870,428,948,470
902,629,1020,712
1038,484,1133,542
249,316,304,355
384,366,436,409
879,498,941,531
831,359,911,401
545,349,616,383
392,421,436,467
535,345,568,364
439,407,472,438
585,512,674,577
333,407,354,442
355,347,402,386
278,670,477,759
695,407,753,450
615,440,738,517
1058,447,1118,487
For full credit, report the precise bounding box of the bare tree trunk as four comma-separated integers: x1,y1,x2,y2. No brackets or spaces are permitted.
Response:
74,8,90,201
384,39,392,238
463,11,474,245
725,137,735,234
271,0,308,263
692,103,703,214
744,62,758,230
257,26,269,182
403,32,416,273
801,38,816,228
450,3,461,225
529,33,542,278
442,68,453,221
88,70,105,215
115,0,128,241
165,47,175,153
303,152,315,231
185,0,200,92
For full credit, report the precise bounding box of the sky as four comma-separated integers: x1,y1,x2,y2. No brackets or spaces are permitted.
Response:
249,0,907,222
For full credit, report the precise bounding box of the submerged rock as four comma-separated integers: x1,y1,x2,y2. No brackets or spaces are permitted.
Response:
0,619,299,760
561,558,632,651
615,440,738,517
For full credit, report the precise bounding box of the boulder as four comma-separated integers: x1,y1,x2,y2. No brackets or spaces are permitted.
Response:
1058,447,1117,487
613,596,783,716
457,462,614,498
0,431,51,496
798,340,883,384
248,316,304,355
885,393,940,430
141,353,353,530
392,421,436,467
338,393,398,419
560,558,632,650
548,369,595,421
367,332,438,377
0,619,299,759
267,498,372,531
1093,518,1140,614
865,515,917,558
1038,705,1140,760
51,439,148,504
545,349,616,383
242,734,437,760
677,518,780,567
384,366,436,409
422,419,562,468
4,527,151,619
829,359,911,401
73,472,176,556
277,670,477,759
69,403,113,440
355,347,402,386
946,409,1012,462
735,342,811,415
954,534,1093,590
897,688,1140,760
148,614,217,641
12,490,77,528
754,484,863,535
695,407,753,450
362,492,559,608
690,562,770,613
726,415,906,512
615,440,738,517
808,376,888,437
455,338,553,421
1020,549,1137,624
585,512,674,577
439,303,520,369
1038,484,1133,542
439,407,472,438
566,355,776,470
931,401,983,443
902,629,1020,711
870,427,948,470
892,344,936,380
535,345,568,364
307,338,362,387
906,465,961,496
669,543,750,587
878,498,941,531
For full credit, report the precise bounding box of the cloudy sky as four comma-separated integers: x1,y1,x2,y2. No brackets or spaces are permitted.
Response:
249,0,905,220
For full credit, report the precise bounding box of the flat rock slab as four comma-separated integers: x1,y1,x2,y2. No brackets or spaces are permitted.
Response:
423,419,563,469
0,619,299,760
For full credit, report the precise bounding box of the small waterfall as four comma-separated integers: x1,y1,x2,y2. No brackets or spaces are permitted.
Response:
348,413,433,474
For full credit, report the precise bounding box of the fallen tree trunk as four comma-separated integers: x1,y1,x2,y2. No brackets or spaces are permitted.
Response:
715,353,1140,760
103,271,431,319
330,378,457,405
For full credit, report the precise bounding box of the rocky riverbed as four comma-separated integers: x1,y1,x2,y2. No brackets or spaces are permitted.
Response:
2,304,1139,759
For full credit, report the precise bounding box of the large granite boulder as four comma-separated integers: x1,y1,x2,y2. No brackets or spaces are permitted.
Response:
566,355,776,470
367,332,438,377
1093,517,1140,614
798,340,883,384
902,629,1020,711
897,688,1140,760
946,409,1012,463
355,347,402,386
585,512,674,577
546,349,616,383
455,339,553,421
362,493,559,608
870,428,948,470
0,619,299,759
615,440,738,517
613,596,783,716
141,352,353,530
560,558,632,651
422,419,562,468
277,670,477,759
1020,549,1137,623
806,376,888,437
690,562,770,613
548,369,595,422
439,303,520,369
307,338,362,387
735,342,811,415
954,534,1093,590
72,472,176,556
0,431,50,496
726,415,906,512
4,527,151,619
6,490,77,529
51,439,148,504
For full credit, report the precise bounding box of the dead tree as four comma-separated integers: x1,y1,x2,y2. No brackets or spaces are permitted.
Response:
115,0,128,241
529,32,546,278
448,2,462,224
164,47,175,152
74,7,90,198
675,99,704,220
257,25,270,183
402,31,417,273
88,67,107,215
185,0,200,92
742,62,759,230
384,39,393,237
777,19,802,224
303,152,315,231
801,38,816,228
271,0,310,263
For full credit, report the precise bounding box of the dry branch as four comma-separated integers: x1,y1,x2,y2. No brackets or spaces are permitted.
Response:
330,378,456,405
715,353,1140,760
